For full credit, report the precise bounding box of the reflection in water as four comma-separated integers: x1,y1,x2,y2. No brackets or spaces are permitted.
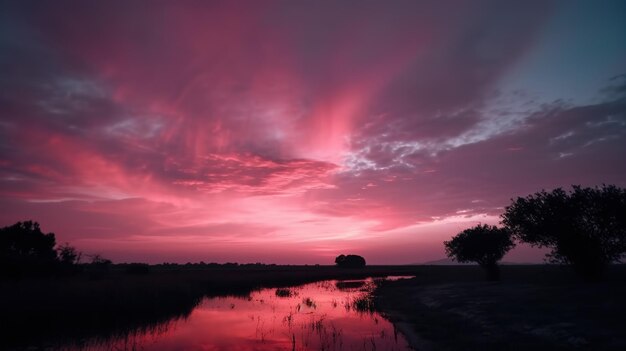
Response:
64,277,413,351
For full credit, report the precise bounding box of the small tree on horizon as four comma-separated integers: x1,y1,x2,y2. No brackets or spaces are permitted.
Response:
335,254,366,268
502,185,626,280
58,242,81,265
444,224,515,281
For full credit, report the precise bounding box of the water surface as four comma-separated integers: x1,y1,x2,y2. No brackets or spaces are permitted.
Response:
67,276,413,350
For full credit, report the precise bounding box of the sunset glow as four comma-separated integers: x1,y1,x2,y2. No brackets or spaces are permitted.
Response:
1,1,625,263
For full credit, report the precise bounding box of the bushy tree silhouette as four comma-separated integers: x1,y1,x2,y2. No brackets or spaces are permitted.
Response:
0,221,58,278
58,243,81,265
444,224,514,280
335,254,366,268
57,242,82,275
502,185,626,280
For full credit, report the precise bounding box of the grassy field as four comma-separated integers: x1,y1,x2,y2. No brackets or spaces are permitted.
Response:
373,265,626,351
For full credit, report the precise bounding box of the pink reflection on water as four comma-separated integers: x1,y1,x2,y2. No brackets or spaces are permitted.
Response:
75,277,413,350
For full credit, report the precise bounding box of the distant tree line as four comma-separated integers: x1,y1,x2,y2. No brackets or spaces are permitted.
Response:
445,185,626,281
1,221,331,281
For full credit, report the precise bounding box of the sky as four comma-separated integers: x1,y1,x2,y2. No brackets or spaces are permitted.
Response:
1,0,625,264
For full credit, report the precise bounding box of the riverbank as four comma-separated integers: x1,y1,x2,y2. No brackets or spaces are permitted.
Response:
373,265,626,350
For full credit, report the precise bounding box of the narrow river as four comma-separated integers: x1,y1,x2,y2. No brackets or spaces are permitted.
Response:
65,276,413,350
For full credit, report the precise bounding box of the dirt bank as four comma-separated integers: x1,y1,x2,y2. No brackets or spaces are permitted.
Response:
374,265,626,350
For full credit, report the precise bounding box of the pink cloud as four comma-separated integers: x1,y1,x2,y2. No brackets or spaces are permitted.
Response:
1,1,624,264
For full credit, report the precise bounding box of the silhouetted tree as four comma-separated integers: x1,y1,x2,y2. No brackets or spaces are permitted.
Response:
502,185,626,280
335,254,366,268
444,224,514,280
56,242,82,275
0,221,58,278
58,242,81,265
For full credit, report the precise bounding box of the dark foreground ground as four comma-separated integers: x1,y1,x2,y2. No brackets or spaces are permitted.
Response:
374,265,626,351
1,264,625,350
